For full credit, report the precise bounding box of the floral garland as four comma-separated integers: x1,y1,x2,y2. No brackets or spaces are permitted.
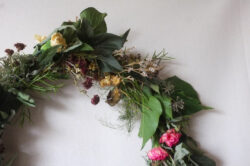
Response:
0,7,216,166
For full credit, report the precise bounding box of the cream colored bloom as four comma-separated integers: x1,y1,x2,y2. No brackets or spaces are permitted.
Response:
111,75,121,86
34,34,47,43
100,75,111,87
50,32,67,48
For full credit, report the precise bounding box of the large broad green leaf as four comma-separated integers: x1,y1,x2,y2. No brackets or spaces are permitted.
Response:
166,76,199,99
179,93,211,115
190,153,216,166
92,30,130,72
64,40,93,53
80,7,107,34
166,76,211,116
138,96,162,149
97,54,123,72
156,95,173,119
37,46,60,67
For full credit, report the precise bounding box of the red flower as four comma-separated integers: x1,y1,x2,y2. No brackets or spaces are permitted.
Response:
83,77,93,89
159,129,181,147
91,95,100,105
147,147,168,161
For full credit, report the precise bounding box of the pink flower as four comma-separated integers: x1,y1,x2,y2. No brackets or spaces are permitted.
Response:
159,129,181,147
147,147,168,161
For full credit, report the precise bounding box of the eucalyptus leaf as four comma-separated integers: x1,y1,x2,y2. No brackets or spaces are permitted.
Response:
174,143,190,161
16,92,35,107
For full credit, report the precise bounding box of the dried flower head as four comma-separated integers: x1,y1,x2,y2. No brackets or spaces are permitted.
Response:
100,75,111,87
14,43,26,52
107,87,121,106
50,32,67,49
4,49,14,56
35,34,47,43
111,75,121,86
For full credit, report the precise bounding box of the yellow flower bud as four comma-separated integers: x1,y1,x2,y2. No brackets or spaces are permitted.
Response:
50,32,67,48
35,34,47,43
111,75,121,86
88,62,97,71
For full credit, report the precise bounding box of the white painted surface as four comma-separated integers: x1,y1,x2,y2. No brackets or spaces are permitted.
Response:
0,0,250,165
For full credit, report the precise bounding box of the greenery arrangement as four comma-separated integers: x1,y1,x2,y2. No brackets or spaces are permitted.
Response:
0,7,216,166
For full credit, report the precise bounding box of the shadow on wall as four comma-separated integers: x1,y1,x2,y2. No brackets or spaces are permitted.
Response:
189,110,223,166
3,80,73,166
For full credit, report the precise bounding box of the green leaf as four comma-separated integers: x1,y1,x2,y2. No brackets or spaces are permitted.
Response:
98,54,123,72
166,76,199,99
156,95,173,119
80,7,107,34
79,43,94,51
64,40,93,53
0,86,21,114
41,40,51,51
190,153,216,166
166,76,212,116
138,96,162,149
174,143,190,161
142,86,152,97
16,92,35,107
38,46,60,67
150,84,160,93
181,94,211,115
0,111,8,119
60,26,77,44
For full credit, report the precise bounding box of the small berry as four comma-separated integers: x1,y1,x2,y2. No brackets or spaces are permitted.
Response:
83,77,93,89
91,95,100,105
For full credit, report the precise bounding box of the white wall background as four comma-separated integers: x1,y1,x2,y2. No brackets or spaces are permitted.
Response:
0,0,250,165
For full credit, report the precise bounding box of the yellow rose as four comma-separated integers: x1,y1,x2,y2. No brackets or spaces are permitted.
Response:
50,32,67,48
34,34,47,43
111,75,121,86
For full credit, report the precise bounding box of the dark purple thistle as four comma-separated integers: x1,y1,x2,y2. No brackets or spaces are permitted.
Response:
91,95,100,105
83,77,93,89
14,43,26,51
4,49,14,56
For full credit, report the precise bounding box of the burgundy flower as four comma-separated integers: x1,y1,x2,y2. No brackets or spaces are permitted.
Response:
14,43,26,51
83,77,93,89
79,59,88,75
5,49,14,56
91,95,100,105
